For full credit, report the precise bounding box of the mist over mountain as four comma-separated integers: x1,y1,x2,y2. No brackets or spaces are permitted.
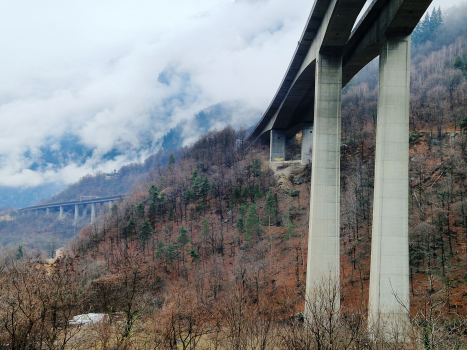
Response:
2,100,260,208
0,0,306,208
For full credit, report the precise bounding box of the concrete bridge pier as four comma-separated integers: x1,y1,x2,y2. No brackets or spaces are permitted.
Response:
59,205,64,219
270,130,286,161
46,207,50,216
91,203,96,224
306,53,342,304
301,124,313,165
368,35,411,329
74,204,79,224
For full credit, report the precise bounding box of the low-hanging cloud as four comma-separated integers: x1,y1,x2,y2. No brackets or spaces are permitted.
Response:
0,0,310,189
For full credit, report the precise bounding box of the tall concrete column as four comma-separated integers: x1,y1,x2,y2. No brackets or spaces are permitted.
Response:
301,123,313,165
368,36,411,329
270,130,286,161
306,53,342,304
109,200,113,208
91,203,96,224
46,207,50,216
59,206,64,219
74,204,79,224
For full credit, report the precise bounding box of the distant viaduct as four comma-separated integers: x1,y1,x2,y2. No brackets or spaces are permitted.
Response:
18,195,123,224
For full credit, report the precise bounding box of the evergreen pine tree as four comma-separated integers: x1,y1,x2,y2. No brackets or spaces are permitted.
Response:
168,205,174,221
253,183,262,202
284,218,296,241
237,216,244,235
189,248,200,263
200,176,210,197
190,168,200,183
139,219,153,251
166,243,179,265
15,245,23,260
148,200,156,228
168,153,176,165
125,217,136,238
239,204,248,217
136,202,145,219
241,186,249,203
191,176,201,196
265,191,276,224
413,13,431,45
245,204,262,241
155,239,165,259
253,159,261,177
232,187,241,206
436,7,443,27
158,192,166,216
185,189,194,203
460,116,467,133
177,225,191,248
453,56,465,71
429,7,438,33
149,184,159,202
210,180,217,197
201,217,209,239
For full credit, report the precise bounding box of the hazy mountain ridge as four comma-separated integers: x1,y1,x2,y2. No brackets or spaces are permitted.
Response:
2,101,260,209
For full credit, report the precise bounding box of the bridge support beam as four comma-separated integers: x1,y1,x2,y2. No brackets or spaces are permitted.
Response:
91,203,96,224
59,205,64,219
306,53,342,305
301,124,313,165
74,205,79,224
270,130,286,162
369,35,411,329
46,207,50,216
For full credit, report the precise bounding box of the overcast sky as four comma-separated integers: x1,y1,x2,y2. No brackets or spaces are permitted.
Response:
0,0,464,189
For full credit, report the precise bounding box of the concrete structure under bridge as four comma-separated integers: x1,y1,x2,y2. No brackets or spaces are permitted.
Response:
18,195,123,225
246,0,432,330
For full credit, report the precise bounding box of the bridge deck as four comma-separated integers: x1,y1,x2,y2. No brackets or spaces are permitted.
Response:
18,195,123,212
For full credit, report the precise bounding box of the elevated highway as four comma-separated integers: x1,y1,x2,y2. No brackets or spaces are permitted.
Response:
247,0,432,329
247,0,430,157
18,195,123,224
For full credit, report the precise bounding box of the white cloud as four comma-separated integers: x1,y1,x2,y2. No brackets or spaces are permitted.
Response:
4,0,460,190
0,0,313,188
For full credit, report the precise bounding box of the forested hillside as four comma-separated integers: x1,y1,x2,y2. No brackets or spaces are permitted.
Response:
2,4,467,349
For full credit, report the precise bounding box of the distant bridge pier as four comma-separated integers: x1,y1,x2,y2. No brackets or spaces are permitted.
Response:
59,205,64,219
270,130,286,161
74,204,79,224
46,207,50,216
368,35,411,328
306,53,342,302
301,124,313,165
109,200,113,209
91,203,96,224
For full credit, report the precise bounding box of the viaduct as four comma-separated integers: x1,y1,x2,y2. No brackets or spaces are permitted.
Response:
18,195,122,225
247,0,432,327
